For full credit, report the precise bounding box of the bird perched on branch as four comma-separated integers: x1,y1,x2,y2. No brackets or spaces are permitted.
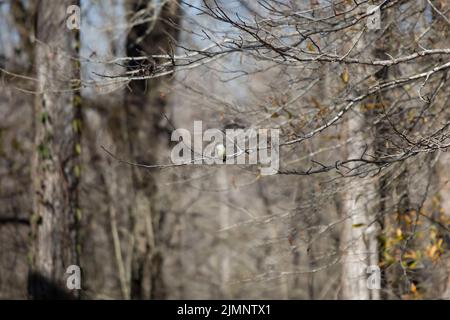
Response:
215,143,226,162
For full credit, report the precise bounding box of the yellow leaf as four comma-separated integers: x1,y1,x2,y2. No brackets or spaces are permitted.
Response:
306,42,316,52
404,251,417,259
341,68,349,84
410,283,417,293
404,214,412,225
427,244,437,258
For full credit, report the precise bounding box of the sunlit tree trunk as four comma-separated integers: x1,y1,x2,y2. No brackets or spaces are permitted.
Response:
340,24,380,300
340,116,378,300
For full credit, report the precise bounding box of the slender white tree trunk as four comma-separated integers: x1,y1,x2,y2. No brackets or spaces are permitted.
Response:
340,114,379,300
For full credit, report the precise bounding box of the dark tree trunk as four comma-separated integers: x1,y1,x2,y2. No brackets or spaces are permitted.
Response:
125,0,181,299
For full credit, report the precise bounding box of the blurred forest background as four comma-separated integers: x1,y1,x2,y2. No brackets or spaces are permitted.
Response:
0,0,450,299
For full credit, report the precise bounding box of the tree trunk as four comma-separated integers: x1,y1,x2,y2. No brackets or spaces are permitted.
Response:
340,25,380,300
29,0,82,299
340,114,379,300
125,0,180,299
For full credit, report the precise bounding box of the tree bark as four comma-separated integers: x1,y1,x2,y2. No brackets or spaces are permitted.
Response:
340,115,379,300
125,0,180,299
340,25,380,300
29,0,82,299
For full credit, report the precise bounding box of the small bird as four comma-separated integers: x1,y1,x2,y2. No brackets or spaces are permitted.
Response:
215,144,226,162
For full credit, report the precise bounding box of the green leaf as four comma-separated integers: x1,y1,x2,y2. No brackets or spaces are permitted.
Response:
352,223,366,228
74,165,81,178
75,143,81,155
